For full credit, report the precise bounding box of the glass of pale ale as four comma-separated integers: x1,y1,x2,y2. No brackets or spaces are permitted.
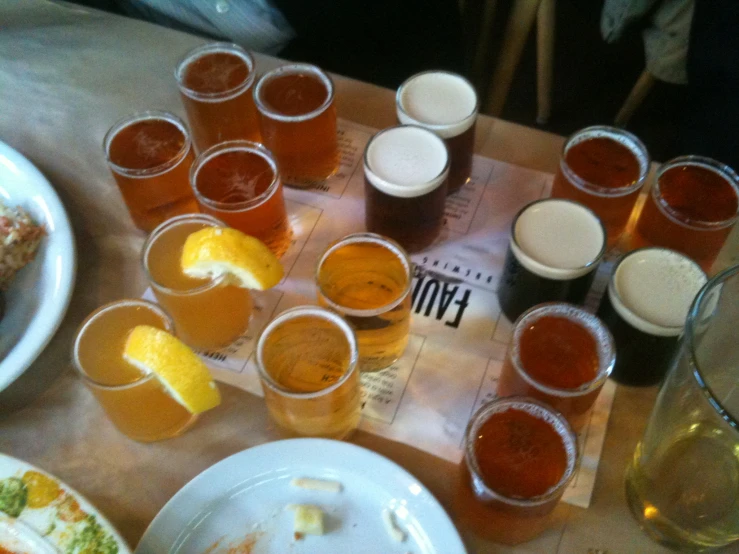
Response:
316,233,412,372
455,397,577,545
142,214,254,350
256,306,361,439
72,300,197,441
364,125,449,252
551,125,649,248
497,303,615,432
103,110,199,232
396,70,478,195
254,63,339,186
625,263,739,551
631,155,739,272
176,43,260,153
189,140,291,257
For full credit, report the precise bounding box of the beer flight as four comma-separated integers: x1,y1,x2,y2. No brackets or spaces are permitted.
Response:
85,40,739,549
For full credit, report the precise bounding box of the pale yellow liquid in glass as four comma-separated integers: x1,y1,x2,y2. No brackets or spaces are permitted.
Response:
261,314,360,439
147,220,253,350
317,241,410,372
76,303,194,442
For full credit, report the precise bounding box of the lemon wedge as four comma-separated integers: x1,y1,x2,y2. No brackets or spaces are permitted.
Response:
181,227,284,290
124,325,221,414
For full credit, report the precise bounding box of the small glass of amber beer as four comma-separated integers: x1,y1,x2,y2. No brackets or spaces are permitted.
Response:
497,303,615,432
103,110,199,232
631,155,739,271
256,306,361,440
175,42,260,152
364,125,449,252
190,140,292,257
253,63,339,186
551,125,649,248
396,70,478,195
316,233,412,372
455,397,577,545
497,199,607,322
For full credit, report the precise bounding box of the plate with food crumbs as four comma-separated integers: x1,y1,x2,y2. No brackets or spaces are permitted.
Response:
135,439,466,554
0,453,130,554
0,139,76,393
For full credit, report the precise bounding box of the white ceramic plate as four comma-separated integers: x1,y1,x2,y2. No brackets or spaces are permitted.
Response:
0,139,76,392
0,453,131,553
136,439,467,554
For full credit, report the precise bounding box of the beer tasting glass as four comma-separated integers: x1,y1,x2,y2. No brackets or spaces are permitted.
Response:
254,63,339,185
142,214,253,350
364,125,449,252
103,110,199,232
396,70,478,194
72,300,196,441
550,125,649,248
256,306,361,439
597,248,706,386
316,233,412,372
175,42,260,152
497,198,606,322
497,303,615,432
455,397,577,545
631,155,739,271
189,140,291,257
625,263,739,551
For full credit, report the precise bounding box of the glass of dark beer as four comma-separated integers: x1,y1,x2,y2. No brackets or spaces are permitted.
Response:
631,156,739,272
596,248,706,386
497,199,607,322
551,126,649,248
364,125,449,252
396,71,478,195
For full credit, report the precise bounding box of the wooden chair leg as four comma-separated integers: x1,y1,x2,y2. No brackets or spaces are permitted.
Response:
536,0,555,124
484,0,542,116
615,70,656,127
471,0,498,89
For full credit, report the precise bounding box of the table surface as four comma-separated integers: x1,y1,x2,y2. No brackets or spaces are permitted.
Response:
1,2,736,553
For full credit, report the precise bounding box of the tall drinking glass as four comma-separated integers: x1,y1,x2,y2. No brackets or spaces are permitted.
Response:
625,263,739,551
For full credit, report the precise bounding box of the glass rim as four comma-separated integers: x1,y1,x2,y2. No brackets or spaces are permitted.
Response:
651,155,739,231
686,263,739,430
607,247,706,338
256,306,359,399
509,198,607,280
464,396,578,507
396,69,479,138
363,124,450,198
141,213,228,296
315,232,413,317
509,302,616,398
103,110,192,178
190,140,281,212
175,42,256,102
253,63,335,122
72,299,173,390
559,125,650,197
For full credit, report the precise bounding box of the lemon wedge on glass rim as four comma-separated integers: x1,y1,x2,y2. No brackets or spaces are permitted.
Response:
124,325,221,414
180,227,284,290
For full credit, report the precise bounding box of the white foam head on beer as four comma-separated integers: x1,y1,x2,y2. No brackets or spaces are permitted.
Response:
511,199,605,280
610,248,707,337
365,125,449,198
397,72,477,139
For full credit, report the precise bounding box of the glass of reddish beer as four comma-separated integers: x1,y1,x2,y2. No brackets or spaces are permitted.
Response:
103,110,199,232
254,63,339,186
175,42,260,153
189,140,292,257
551,126,649,248
455,397,577,545
496,303,615,432
631,155,739,272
